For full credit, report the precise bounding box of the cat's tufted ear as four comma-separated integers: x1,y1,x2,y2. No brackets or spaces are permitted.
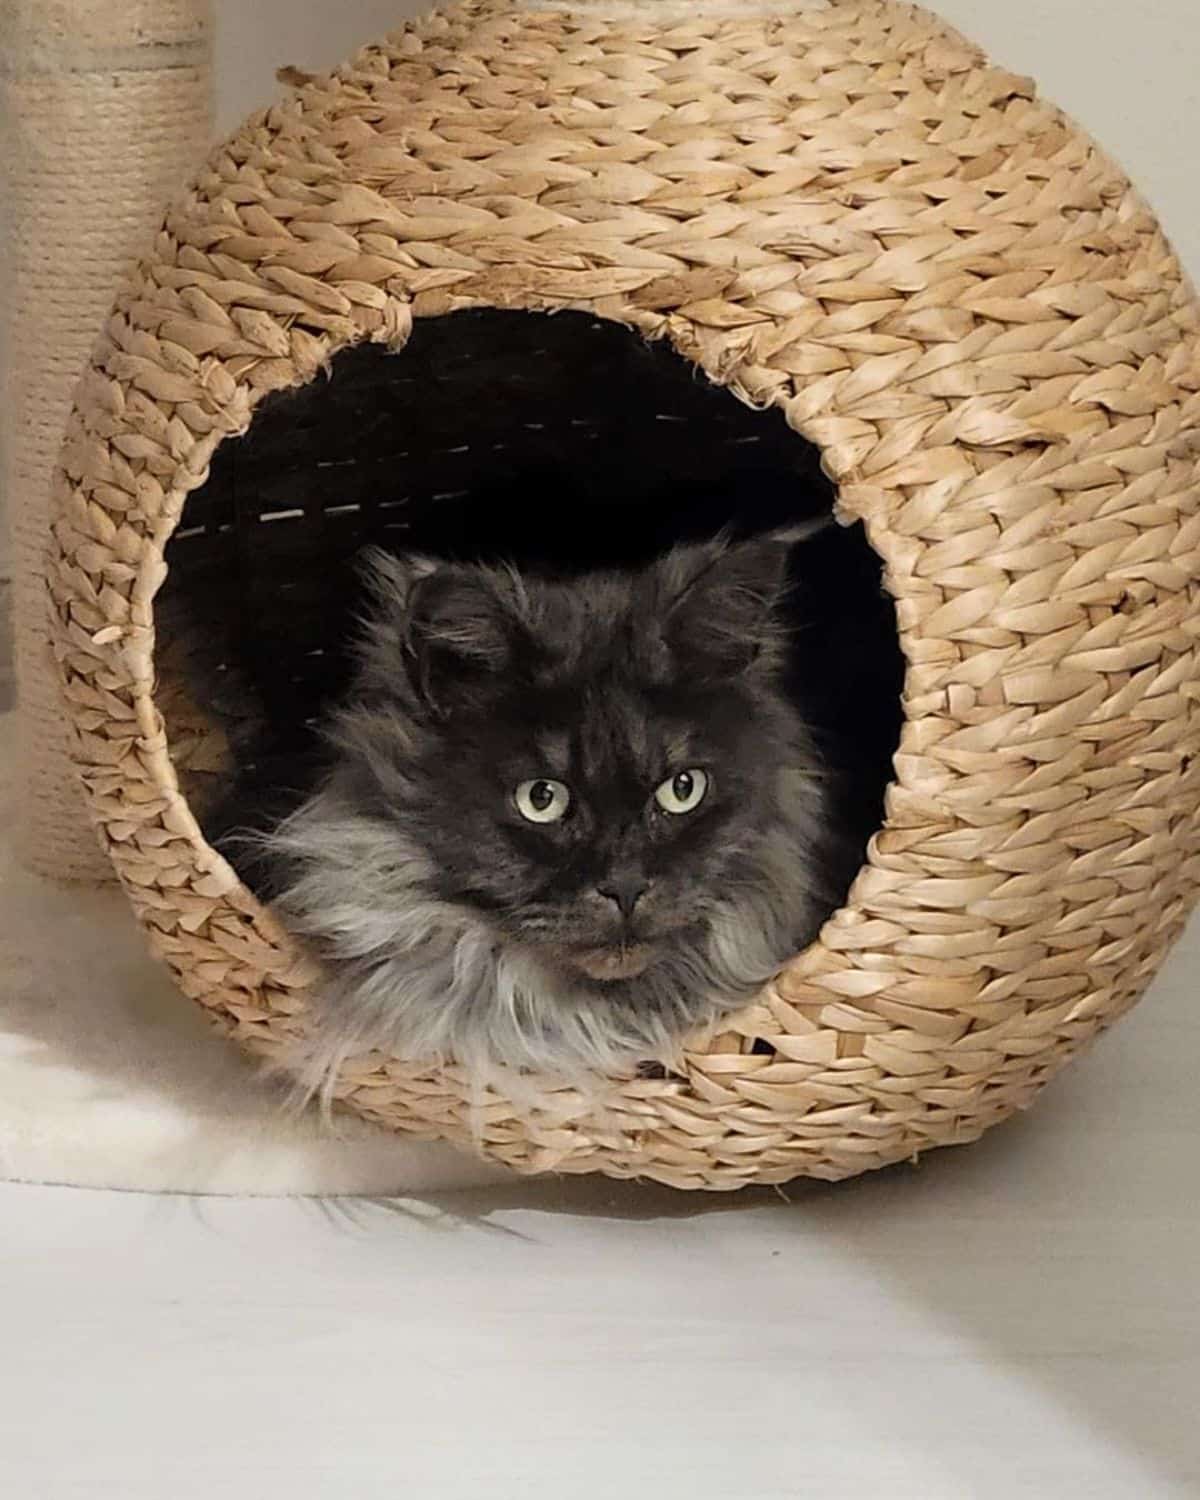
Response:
359,548,439,633
654,533,793,681
362,552,528,716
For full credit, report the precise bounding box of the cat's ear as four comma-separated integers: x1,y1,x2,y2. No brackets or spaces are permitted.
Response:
356,548,441,680
655,534,792,679
360,548,439,624
400,560,527,715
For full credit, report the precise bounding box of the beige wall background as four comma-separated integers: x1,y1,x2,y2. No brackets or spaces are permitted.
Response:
1,0,1197,577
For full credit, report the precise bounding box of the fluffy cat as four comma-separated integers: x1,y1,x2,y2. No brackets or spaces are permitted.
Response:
221,533,851,1091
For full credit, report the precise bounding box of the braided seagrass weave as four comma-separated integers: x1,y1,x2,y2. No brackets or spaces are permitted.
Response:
48,0,1200,1189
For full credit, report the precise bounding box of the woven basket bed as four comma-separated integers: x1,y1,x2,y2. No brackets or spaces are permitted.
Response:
48,0,1200,1190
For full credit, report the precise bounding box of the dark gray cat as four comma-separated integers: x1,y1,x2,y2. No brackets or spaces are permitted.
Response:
236,533,848,1090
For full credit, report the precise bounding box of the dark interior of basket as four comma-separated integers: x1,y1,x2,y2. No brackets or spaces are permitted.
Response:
161,309,903,941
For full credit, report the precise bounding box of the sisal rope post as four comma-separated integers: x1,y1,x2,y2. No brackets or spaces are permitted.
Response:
0,0,213,879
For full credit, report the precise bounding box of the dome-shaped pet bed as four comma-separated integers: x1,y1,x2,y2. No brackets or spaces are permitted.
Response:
48,0,1200,1190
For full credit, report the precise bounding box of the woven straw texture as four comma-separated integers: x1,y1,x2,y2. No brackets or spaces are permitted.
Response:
2,0,213,879
48,0,1200,1189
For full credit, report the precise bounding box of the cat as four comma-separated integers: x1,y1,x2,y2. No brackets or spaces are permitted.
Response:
216,531,854,1093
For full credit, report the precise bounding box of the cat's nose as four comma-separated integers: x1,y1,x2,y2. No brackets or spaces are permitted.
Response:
597,877,649,919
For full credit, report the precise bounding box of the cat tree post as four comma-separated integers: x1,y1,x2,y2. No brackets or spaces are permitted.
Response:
0,0,214,879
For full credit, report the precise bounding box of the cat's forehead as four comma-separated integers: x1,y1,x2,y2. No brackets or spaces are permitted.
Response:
528,684,693,779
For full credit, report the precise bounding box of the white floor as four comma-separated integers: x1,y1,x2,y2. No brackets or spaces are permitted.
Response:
2,928,1197,1499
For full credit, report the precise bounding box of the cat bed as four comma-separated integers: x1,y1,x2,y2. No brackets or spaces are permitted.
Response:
47,0,1200,1190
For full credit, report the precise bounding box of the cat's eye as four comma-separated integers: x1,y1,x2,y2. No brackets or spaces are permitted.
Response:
654,768,709,816
515,778,571,824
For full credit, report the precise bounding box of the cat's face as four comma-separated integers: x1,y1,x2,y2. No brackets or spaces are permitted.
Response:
344,538,813,989
422,671,792,982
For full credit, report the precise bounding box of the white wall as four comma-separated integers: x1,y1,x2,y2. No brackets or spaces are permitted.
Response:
215,0,426,135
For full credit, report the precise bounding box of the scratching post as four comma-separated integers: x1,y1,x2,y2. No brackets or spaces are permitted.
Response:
0,0,213,878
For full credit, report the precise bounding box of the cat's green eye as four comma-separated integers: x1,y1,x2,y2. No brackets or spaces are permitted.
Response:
515,778,571,824
654,768,709,816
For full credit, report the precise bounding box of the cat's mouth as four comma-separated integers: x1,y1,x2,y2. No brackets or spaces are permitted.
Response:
565,944,658,982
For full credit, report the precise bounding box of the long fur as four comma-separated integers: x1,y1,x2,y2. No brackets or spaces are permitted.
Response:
258,763,831,1096
223,533,850,1097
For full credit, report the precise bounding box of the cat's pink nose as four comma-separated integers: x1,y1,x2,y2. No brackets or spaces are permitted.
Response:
597,878,649,919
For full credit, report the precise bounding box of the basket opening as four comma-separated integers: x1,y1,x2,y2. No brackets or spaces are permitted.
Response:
160,309,902,1030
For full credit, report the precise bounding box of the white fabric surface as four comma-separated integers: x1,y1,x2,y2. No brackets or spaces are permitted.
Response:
2,934,1198,1497
0,714,508,1195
